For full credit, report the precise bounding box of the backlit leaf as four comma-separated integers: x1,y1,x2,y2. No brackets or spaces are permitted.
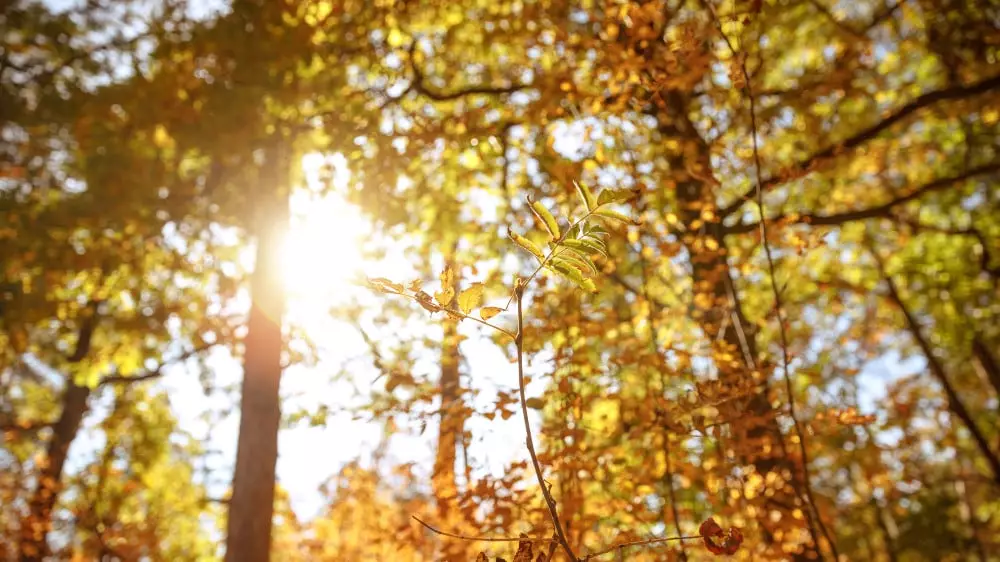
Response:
510,232,545,261
573,180,597,211
435,266,455,306
528,196,560,239
480,306,503,320
457,283,484,314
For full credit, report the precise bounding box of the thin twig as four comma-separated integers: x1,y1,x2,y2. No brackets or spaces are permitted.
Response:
701,0,839,558
515,282,578,560
581,534,704,560
412,515,556,543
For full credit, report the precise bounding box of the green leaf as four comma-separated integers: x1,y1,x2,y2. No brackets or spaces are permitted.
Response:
594,208,637,225
510,232,545,261
457,283,484,314
552,249,597,274
550,261,598,293
597,188,638,207
563,238,606,256
528,196,560,239
573,180,596,211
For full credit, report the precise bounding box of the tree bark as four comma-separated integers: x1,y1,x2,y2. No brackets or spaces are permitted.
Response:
19,306,98,562
224,144,290,562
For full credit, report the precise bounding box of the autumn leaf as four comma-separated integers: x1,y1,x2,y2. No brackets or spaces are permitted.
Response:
699,517,743,556
512,535,533,562
525,397,545,410
367,277,404,293
480,306,503,320
457,283,484,314
415,290,441,313
435,266,456,306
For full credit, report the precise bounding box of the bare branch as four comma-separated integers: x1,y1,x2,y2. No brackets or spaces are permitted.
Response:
98,343,217,386
867,238,1000,485
581,534,704,561
411,515,555,544
725,163,1000,234
409,42,528,102
720,73,1000,217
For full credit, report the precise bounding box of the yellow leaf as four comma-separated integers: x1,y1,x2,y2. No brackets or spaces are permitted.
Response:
528,196,560,239
510,232,545,260
435,267,455,306
480,306,503,320
457,283,484,315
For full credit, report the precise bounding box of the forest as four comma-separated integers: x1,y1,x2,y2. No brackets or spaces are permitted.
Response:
1,0,999,560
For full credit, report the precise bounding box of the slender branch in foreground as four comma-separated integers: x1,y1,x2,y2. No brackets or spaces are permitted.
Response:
372,285,516,339
581,534,704,561
703,1,838,558
515,281,578,561
412,516,556,543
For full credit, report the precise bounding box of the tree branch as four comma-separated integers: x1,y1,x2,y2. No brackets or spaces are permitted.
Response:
409,42,529,102
412,515,555,543
725,163,1000,234
720,73,1000,217
867,239,1000,486
98,343,217,386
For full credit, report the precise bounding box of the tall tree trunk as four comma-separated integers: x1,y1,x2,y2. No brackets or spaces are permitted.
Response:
224,145,290,562
657,90,823,560
431,259,468,561
19,306,98,562
432,313,462,515
873,251,1000,485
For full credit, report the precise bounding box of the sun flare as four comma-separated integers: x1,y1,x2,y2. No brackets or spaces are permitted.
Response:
279,154,369,303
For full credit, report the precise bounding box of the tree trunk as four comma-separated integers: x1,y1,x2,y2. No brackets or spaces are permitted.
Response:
224,145,290,562
657,90,822,560
431,259,468,561
432,312,462,515
19,307,98,562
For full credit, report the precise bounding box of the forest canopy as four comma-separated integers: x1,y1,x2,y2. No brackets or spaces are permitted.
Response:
1,0,999,560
